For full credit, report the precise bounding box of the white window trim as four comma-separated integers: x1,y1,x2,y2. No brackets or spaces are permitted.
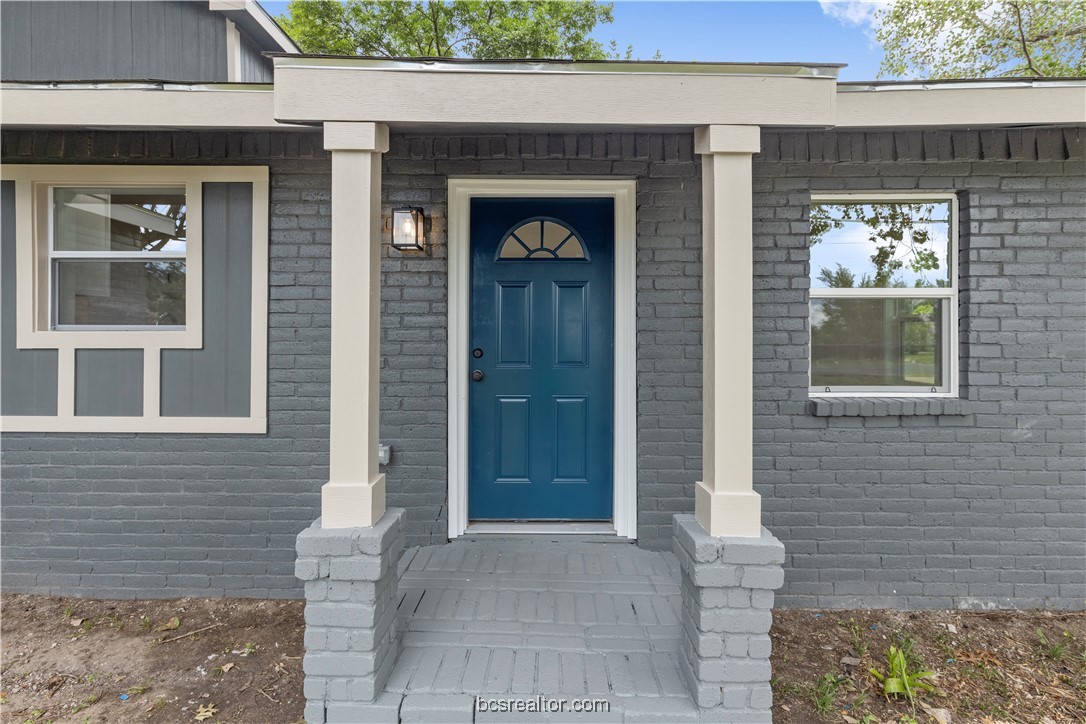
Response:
7,165,215,350
1,164,269,433
808,191,959,399
47,184,190,333
446,178,638,540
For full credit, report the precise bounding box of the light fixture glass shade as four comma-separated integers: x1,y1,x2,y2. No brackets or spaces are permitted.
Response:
392,208,425,250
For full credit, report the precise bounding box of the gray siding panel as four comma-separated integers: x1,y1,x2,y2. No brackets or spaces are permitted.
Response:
75,350,143,416
0,181,59,416
0,1,227,82
239,31,273,83
160,183,253,417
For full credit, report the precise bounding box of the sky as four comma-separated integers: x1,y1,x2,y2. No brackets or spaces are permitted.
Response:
259,1,891,81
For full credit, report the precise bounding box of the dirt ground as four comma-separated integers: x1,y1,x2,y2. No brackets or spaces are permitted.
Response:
1,596,305,724
771,609,1086,724
1,595,1083,724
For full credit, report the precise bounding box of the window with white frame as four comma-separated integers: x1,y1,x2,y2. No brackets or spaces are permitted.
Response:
2,164,270,434
809,194,958,396
50,186,188,329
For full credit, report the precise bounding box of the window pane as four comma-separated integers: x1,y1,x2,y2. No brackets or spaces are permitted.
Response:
811,298,943,388
810,202,950,289
55,261,186,326
54,187,187,253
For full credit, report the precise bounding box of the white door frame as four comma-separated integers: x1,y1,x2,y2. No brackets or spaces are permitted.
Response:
447,177,638,540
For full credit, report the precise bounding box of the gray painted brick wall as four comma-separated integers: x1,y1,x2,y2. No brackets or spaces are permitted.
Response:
754,128,1084,609
1,127,1082,609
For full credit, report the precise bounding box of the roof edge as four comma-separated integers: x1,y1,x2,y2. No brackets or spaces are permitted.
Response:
269,55,843,78
210,0,299,54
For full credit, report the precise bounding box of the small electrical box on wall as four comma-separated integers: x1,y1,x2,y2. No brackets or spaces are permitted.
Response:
378,444,392,466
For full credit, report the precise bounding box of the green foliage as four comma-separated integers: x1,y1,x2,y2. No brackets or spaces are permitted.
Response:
1035,628,1071,660
811,203,946,289
847,617,870,657
870,644,936,703
279,0,618,60
812,672,843,715
877,0,1086,79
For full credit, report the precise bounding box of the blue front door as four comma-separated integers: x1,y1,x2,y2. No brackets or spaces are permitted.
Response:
469,197,615,521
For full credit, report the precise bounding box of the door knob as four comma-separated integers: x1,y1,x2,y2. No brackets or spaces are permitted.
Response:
472,370,485,382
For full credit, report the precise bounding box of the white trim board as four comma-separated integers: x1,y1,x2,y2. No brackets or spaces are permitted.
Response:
446,178,638,541
0,165,269,435
807,191,960,399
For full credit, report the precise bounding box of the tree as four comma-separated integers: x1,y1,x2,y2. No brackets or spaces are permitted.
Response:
876,0,1086,78
810,203,946,288
278,0,618,60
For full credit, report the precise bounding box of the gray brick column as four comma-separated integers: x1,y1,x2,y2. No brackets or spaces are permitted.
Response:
295,508,405,724
674,515,784,723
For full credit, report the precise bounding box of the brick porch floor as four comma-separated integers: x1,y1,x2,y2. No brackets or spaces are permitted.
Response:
369,539,704,722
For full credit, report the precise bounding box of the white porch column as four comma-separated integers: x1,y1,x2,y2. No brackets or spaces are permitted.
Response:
321,122,389,528
693,125,762,538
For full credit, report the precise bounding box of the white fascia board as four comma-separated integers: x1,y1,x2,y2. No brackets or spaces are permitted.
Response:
209,0,300,53
272,64,838,127
0,84,303,130
836,82,1086,128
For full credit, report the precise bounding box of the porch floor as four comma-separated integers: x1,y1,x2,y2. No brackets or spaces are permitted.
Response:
376,539,702,722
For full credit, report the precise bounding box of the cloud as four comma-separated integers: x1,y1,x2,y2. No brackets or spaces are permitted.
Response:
819,1,890,44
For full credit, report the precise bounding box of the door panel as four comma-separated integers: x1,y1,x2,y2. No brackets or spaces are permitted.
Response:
497,282,532,366
554,282,588,366
469,197,614,521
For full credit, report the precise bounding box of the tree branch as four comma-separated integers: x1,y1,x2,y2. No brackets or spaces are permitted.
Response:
447,35,480,51
1010,1,1044,76
1025,24,1086,43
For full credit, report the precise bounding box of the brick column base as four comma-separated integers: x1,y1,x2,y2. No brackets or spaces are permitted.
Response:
673,514,785,723
295,508,405,724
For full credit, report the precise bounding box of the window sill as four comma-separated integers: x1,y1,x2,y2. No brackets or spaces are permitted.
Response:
807,397,976,417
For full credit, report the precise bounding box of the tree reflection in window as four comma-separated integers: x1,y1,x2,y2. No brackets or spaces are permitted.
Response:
810,202,950,289
497,218,588,260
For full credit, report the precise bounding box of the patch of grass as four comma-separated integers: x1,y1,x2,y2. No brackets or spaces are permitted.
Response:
126,683,151,698
242,642,257,655
771,676,806,700
63,604,76,618
145,697,167,715
1035,628,1071,661
71,693,100,714
812,673,843,716
140,615,152,632
85,673,98,685
846,617,870,657
932,631,955,662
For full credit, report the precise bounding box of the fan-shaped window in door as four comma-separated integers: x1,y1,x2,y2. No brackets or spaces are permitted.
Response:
497,217,589,260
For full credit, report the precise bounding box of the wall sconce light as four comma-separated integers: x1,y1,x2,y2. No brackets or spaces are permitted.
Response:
391,207,426,251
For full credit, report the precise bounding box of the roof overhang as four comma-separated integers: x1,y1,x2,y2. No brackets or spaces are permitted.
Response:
838,79,1086,128
0,83,301,131
2,70,1081,133
209,0,299,54
271,56,842,129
